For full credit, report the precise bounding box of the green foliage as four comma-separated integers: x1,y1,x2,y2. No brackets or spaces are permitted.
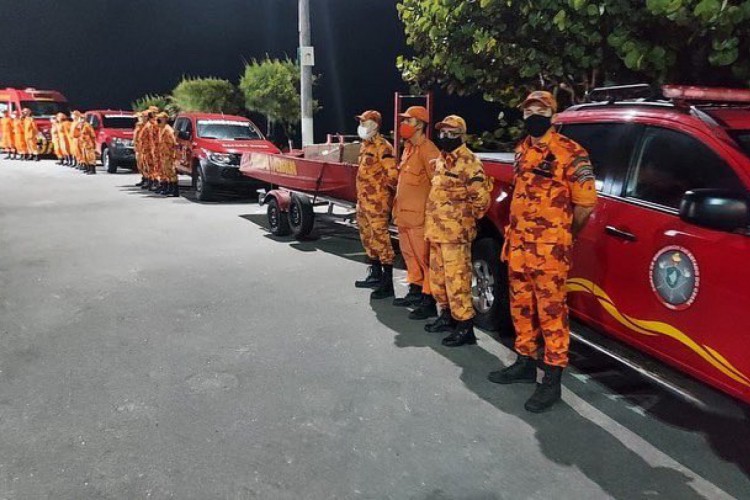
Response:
239,57,320,136
171,77,243,114
131,93,179,116
397,0,750,111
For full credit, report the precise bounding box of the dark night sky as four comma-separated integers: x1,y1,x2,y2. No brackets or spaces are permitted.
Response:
0,0,500,143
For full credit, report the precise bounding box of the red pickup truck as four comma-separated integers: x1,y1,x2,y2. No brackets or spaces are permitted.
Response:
173,112,279,202
472,84,750,407
84,110,137,173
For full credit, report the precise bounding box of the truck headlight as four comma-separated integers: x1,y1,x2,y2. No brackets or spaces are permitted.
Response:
112,138,133,148
205,151,234,165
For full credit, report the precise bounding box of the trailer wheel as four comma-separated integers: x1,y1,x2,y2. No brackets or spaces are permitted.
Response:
267,198,291,236
289,194,315,239
471,237,513,334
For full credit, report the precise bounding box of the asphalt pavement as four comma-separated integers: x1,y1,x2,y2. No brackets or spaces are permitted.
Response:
0,159,748,500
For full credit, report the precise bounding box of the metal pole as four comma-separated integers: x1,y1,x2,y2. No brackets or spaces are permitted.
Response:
299,0,314,147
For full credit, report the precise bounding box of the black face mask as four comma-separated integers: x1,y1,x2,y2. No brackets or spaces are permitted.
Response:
436,136,463,153
524,114,552,138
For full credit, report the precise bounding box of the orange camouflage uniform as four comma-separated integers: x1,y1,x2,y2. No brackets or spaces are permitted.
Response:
141,120,160,181
157,124,178,183
133,120,145,175
1,115,14,152
426,144,493,321
356,134,398,265
502,129,597,367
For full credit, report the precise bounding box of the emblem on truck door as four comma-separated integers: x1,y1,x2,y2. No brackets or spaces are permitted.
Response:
650,246,700,310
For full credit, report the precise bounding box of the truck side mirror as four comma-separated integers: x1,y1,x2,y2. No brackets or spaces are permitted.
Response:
679,189,750,232
178,130,190,141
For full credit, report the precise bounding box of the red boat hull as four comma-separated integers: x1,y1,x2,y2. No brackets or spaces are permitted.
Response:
240,152,359,203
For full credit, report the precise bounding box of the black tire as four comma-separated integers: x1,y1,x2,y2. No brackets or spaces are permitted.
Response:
471,237,513,334
103,147,117,174
288,194,315,239
267,198,291,236
195,165,215,202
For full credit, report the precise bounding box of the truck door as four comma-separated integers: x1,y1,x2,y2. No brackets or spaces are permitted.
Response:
175,118,193,174
557,122,644,327
584,124,750,399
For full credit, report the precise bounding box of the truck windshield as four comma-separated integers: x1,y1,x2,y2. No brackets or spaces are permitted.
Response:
20,101,70,118
197,120,262,140
103,116,137,129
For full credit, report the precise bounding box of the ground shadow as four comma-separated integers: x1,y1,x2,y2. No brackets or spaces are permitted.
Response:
369,299,717,500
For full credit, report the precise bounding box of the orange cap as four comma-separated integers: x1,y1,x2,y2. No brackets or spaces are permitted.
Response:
398,105,429,123
355,110,382,125
520,91,557,112
435,115,467,134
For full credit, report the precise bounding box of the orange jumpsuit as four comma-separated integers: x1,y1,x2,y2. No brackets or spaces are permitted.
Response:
79,121,96,165
141,120,159,180
392,135,441,294
1,115,13,152
23,117,39,155
50,121,62,159
356,134,398,265
13,118,27,155
69,121,82,162
425,144,493,321
57,119,71,157
502,130,597,367
157,124,178,183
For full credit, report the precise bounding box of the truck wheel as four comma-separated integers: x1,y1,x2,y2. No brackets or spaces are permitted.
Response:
195,166,215,202
288,194,315,239
267,198,291,236
103,147,117,173
471,237,513,334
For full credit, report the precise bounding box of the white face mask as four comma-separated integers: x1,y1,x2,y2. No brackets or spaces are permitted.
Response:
357,120,378,141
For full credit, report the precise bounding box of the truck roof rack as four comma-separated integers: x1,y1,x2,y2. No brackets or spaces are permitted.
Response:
588,84,655,103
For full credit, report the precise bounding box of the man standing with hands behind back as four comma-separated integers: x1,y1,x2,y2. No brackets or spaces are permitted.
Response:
392,106,441,320
488,91,597,413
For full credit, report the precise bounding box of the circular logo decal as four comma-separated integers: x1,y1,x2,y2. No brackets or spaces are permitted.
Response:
649,246,700,310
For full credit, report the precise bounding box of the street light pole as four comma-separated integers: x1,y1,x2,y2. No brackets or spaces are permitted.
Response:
299,0,314,147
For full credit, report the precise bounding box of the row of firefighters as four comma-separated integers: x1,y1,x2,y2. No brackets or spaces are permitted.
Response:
1,110,98,173
0,107,180,195
356,91,597,413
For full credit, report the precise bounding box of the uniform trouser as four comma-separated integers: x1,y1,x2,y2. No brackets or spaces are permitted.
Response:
162,160,177,183
429,242,474,321
357,209,395,265
15,140,27,155
26,137,39,155
397,225,431,295
508,242,571,367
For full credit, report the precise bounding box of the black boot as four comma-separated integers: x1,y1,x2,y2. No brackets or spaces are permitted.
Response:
487,355,537,384
393,284,422,307
135,176,146,187
34,154,40,162
161,182,173,196
525,364,563,413
425,308,457,333
141,179,151,190
441,319,478,347
169,182,180,197
149,180,159,191
89,164,96,174
370,265,394,299
408,294,437,320
355,261,382,289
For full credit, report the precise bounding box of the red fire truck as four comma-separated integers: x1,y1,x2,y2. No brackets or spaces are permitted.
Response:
0,87,71,155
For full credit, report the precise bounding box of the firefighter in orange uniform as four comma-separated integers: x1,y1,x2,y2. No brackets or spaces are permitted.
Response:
488,91,597,413
392,105,441,319
133,111,147,187
13,111,27,160
78,113,97,174
69,111,83,168
22,108,40,161
156,112,179,196
1,110,14,159
141,107,160,190
56,113,72,166
424,115,492,347
353,110,399,298
50,116,63,165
